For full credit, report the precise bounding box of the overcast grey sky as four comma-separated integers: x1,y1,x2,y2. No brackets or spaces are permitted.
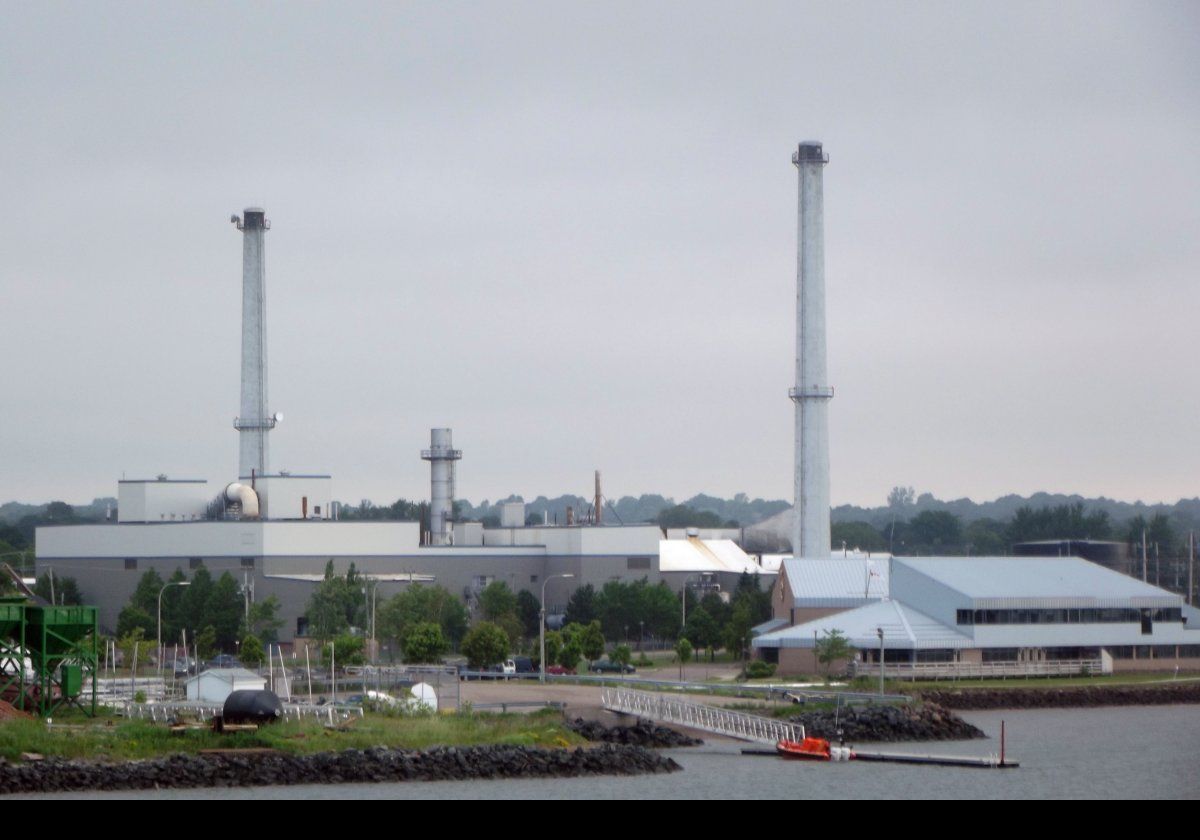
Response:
1,2,1197,510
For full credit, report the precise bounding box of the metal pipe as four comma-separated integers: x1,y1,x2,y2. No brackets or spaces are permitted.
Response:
789,142,833,560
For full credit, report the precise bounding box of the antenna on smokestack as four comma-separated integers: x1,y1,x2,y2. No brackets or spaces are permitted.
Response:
789,142,833,560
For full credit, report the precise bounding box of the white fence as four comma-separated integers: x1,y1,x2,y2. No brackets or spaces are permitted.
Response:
851,659,1106,681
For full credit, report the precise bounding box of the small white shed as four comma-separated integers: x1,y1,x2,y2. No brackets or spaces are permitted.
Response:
185,668,267,703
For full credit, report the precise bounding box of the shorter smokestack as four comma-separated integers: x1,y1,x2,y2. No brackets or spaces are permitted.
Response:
421,428,462,546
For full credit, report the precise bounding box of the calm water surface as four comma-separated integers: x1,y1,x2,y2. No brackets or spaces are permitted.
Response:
17,705,1200,799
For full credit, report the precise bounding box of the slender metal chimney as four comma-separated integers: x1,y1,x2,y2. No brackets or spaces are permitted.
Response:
789,142,833,559
231,208,276,479
421,428,462,546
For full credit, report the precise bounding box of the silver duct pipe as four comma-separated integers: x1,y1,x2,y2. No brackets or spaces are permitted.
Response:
225,482,261,520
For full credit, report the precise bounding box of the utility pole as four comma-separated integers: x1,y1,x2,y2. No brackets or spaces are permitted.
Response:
877,627,885,697
1189,532,1195,607
1142,529,1148,582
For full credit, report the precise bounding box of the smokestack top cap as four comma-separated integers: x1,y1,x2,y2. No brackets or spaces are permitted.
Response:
242,208,267,229
793,141,827,164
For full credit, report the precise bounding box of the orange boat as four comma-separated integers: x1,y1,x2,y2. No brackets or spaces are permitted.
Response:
776,736,833,761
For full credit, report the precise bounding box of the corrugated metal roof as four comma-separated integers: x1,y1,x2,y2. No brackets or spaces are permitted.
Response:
896,556,1182,608
752,618,789,637
658,539,769,575
781,557,890,607
753,600,971,651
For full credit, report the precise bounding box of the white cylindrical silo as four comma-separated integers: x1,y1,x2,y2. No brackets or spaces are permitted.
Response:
789,142,833,559
421,428,462,546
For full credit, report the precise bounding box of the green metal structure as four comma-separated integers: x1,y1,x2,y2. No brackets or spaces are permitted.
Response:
0,598,98,717
0,598,26,709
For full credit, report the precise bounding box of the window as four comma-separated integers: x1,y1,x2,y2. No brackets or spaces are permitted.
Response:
530,575,538,584
240,557,255,569
627,557,651,571
124,558,137,571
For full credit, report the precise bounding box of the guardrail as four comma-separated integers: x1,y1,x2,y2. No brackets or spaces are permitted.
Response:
602,688,802,745
535,673,910,705
468,701,567,713
851,659,1105,680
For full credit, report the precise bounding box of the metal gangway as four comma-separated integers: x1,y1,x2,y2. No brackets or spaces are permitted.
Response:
601,688,802,745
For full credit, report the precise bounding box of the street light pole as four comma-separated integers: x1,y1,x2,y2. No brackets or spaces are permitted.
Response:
540,573,574,684
876,626,885,697
370,581,381,665
158,581,191,677
680,574,702,631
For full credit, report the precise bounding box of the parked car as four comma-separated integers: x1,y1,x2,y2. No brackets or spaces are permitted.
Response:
545,665,576,676
205,654,243,670
511,656,535,674
588,659,635,675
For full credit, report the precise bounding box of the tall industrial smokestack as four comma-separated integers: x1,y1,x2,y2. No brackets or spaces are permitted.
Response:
790,142,832,559
421,428,462,546
231,208,276,479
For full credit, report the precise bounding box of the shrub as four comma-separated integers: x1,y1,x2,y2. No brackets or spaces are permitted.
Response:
744,660,776,680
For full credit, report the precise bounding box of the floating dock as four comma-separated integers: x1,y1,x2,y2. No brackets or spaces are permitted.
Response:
741,746,1018,769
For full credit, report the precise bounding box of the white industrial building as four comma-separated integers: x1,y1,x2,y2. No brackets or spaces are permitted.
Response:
38,494,775,641
753,556,1200,676
185,668,267,704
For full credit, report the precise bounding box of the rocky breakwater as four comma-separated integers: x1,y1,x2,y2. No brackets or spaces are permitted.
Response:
0,744,680,795
919,682,1200,711
567,717,703,747
790,703,984,743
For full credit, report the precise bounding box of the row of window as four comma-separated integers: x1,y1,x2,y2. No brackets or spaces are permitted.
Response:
1107,645,1200,660
956,608,1182,626
124,557,255,570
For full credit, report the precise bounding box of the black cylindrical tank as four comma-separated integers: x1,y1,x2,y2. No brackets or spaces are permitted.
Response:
222,689,284,725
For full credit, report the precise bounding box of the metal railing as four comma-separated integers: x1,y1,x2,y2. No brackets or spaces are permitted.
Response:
122,700,365,725
602,688,802,745
89,677,168,705
546,673,909,705
852,659,1105,681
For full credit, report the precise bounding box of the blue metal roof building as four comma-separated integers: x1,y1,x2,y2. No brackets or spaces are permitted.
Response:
754,556,1200,676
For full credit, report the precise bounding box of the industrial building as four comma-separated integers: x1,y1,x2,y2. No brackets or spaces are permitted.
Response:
753,556,1200,675
34,205,775,644
37,143,1180,674
748,140,1200,676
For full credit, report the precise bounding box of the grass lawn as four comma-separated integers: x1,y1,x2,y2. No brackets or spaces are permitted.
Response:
0,708,585,763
